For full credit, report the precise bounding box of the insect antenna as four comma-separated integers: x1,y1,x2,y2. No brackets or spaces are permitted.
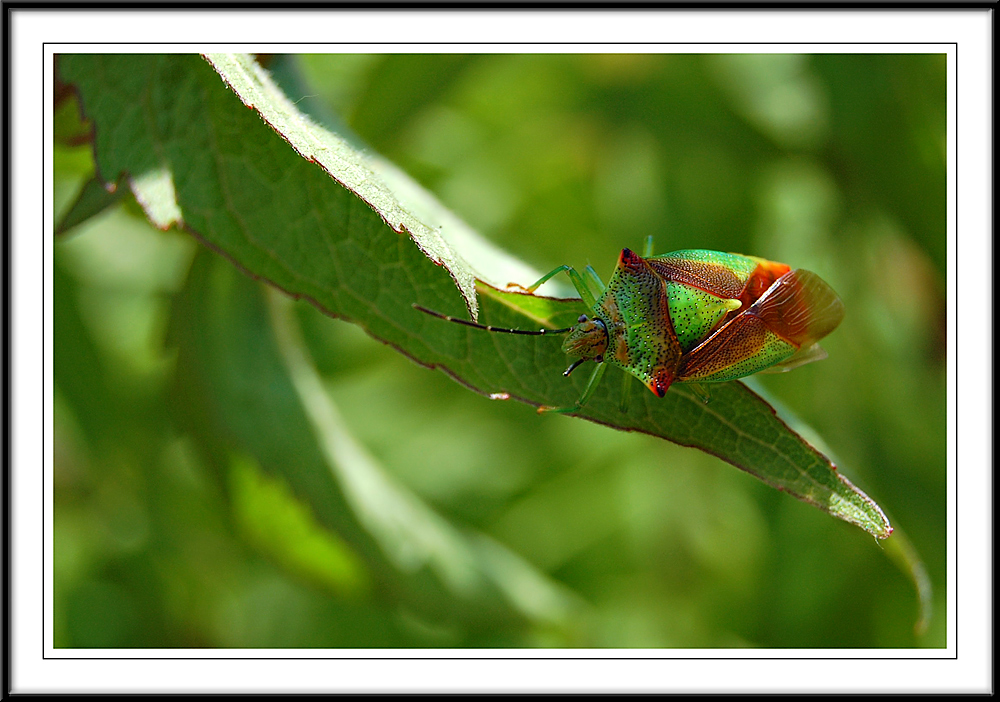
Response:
413,304,573,336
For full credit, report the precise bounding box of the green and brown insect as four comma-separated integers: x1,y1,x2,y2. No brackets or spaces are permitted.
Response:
415,239,844,414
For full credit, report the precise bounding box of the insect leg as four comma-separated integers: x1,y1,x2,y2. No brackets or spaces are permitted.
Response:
527,265,573,292
643,235,654,258
618,367,632,414
584,265,607,297
527,265,598,309
683,382,712,404
537,361,608,414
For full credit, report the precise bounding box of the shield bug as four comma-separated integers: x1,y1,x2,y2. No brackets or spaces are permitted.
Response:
415,239,844,414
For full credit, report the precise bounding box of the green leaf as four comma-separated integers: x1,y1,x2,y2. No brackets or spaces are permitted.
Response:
54,82,92,146
228,453,369,598
171,249,584,636
267,284,583,628
57,52,891,539
55,175,124,236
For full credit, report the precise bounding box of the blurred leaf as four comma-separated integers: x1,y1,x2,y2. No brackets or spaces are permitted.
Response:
346,54,475,148
57,52,890,539
267,287,584,632
228,453,369,598
54,81,92,146
53,255,113,441
744,376,929,630
882,527,933,637
171,249,583,641
55,175,124,236
813,54,946,277
168,250,382,566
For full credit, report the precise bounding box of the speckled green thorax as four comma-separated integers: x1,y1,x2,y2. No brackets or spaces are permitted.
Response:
665,282,736,352
598,249,683,394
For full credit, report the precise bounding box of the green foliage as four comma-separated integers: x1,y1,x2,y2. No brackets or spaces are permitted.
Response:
228,453,369,598
58,53,888,537
53,53,946,648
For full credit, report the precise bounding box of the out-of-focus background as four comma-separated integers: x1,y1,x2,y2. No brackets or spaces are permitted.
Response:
54,53,946,648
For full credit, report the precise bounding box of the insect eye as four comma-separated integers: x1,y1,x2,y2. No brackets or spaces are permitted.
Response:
578,314,589,323
594,354,604,363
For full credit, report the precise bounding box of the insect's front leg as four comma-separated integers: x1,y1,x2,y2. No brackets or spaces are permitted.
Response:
583,265,606,298
618,366,632,414
527,265,605,309
537,361,608,414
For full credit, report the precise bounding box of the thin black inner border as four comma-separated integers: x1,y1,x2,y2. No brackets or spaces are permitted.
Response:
40,42,959,662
